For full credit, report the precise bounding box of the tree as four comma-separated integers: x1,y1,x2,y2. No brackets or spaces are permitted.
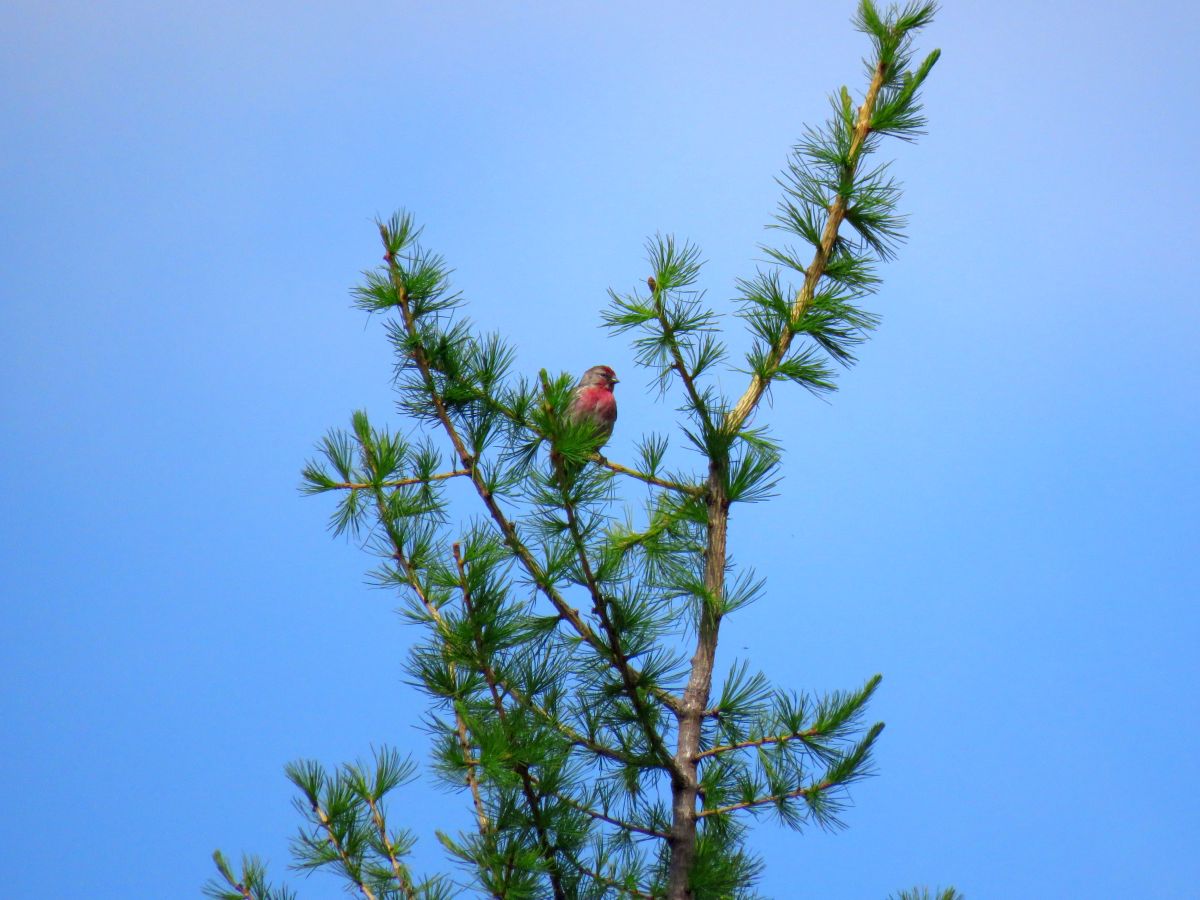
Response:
208,4,946,898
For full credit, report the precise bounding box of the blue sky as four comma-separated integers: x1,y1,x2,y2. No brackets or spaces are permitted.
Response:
2,1,1198,897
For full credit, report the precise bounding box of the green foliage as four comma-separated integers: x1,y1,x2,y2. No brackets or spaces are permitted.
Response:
889,888,964,900
204,851,297,900
214,3,942,897
280,749,454,899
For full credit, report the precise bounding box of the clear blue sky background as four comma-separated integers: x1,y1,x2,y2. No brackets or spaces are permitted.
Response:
3,1,1197,897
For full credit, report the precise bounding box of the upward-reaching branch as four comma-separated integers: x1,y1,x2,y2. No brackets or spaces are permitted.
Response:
665,5,939,896
726,61,885,435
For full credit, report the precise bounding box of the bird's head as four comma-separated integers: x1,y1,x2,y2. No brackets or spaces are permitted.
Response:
579,365,619,392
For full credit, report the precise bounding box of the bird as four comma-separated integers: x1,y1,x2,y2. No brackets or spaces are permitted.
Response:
567,365,619,449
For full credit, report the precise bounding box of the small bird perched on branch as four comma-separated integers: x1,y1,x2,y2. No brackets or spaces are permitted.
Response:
568,365,619,449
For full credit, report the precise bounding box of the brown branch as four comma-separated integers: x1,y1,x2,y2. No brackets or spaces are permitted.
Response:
665,459,727,897
564,855,658,899
693,728,820,762
594,454,704,497
498,676,635,766
326,469,470,490
551,790,669,841
696,778,834,819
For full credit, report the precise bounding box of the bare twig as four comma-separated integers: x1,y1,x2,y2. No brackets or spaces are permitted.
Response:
594,454,704,497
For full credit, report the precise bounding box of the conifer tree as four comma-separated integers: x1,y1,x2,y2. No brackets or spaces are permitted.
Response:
208,4,947,898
